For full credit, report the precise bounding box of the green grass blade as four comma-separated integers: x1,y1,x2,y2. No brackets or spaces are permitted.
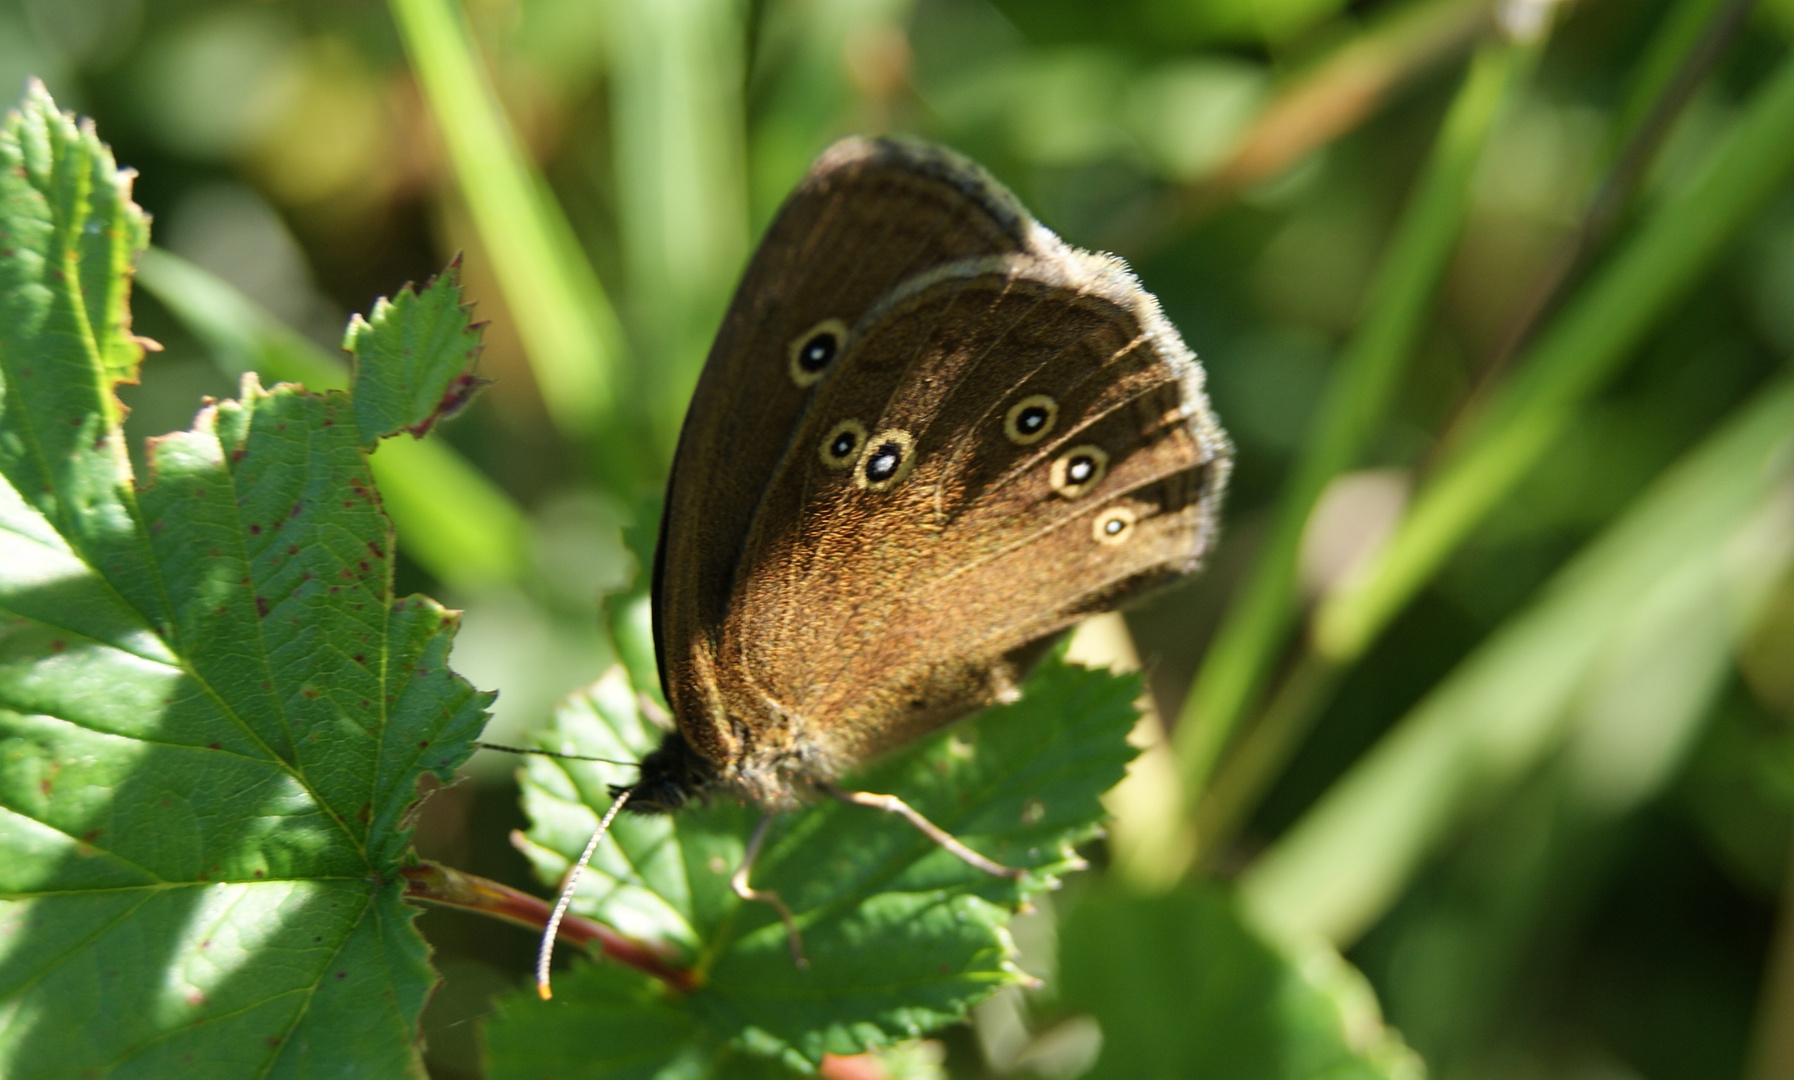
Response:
1243,375,1794,946
136,247,528,591
606,0,750,453
1175,40,1532,809
388,0,628,439
1314,48,1794,663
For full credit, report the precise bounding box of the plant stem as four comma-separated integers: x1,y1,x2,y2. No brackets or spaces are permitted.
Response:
388,0,628,440
401,860,699,993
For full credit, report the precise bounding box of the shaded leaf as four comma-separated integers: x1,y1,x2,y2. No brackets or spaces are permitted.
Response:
1056,884,1422,1080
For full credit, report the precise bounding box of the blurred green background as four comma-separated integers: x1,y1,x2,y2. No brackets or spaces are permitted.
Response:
8,0,1794,1076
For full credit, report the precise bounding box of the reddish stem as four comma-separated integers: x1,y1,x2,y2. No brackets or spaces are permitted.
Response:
400,860,699,994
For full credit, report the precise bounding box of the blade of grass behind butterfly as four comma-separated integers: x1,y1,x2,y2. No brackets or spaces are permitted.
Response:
747,0,918,230
1193,0,1777,863
387,0,628,442
1312,46,1794,666
1172,36,1536,834
606,0,751,459
1240,375,1794,948
136,246,528,592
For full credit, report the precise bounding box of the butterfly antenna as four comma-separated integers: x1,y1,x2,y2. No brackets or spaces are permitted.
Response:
536,785,633,1000
476,741,640,767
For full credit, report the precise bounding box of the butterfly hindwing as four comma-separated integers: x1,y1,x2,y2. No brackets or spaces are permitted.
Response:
721,247,1228,771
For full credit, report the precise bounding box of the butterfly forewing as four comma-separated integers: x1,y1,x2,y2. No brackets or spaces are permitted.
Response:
655,137,1045,769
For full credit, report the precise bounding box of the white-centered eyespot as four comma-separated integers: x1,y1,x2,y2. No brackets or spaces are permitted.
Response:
855,428,916,492
788,318,848,388
1050,444,1109,499
1003,394,1058,445
818,419,867,469
1092,505,1137,545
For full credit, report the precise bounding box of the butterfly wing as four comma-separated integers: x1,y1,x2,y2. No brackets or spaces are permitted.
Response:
715,239,1230,796
655,137,1047,776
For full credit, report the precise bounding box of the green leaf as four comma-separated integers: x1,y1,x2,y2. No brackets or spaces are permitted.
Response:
341,256,488,450
0,84,493,1077
134,246,530,593
488,639,1140,1074
1056,884,1422,1080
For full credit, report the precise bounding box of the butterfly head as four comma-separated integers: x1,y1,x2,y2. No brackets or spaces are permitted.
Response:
614,730,717,814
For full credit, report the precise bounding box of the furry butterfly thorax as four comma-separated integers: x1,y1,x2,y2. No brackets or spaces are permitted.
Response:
623,135,1231,816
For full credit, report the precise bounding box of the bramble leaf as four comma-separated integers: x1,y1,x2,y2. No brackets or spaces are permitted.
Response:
0,83,492,1078
342,256,490,448
489,616,1139,1075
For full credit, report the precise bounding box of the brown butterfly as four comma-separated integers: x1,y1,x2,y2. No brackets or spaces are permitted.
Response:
530,136,1230,995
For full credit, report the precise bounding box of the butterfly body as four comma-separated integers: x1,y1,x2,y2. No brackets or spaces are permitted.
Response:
636,136,1230,813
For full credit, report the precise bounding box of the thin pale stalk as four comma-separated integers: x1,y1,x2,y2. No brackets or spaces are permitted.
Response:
1175,40,1531,806
1198,0,1495,201
606,0,750,454
1472,0,1757,388
388,0,627,439
1314,49,1794,664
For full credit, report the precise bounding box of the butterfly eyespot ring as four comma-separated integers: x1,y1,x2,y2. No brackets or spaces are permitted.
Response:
1093,506,1138,545
1003,394,1058,445
788,318,848,388
855,428,916,492
1050,444,1109,499
818,419,868,469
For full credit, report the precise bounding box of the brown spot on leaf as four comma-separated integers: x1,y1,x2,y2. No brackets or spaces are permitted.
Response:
256,596,270,617
49,639,64,652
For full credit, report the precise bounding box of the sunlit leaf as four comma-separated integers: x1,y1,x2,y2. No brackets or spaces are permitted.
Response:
0,83,492,1077
489,631,1139,1073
